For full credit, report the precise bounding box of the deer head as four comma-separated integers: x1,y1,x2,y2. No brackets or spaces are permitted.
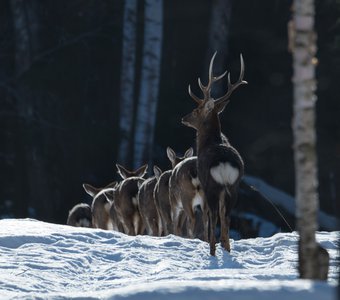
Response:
166,147,194,169
116,164,148,180
182,52,247,130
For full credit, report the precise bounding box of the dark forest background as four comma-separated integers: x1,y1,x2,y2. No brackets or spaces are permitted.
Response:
0,0,339,226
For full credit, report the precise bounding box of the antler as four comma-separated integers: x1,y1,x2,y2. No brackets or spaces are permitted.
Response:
188,52,247,105
215,54,247,105
188,51,228,104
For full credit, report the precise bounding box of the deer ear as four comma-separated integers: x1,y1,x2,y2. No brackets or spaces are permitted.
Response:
105,181,118,189
184,147,194,158
166,147,177,165
116,164,129,179
83,183,99,197
101,188,116,201
153,165,162,179
135,164,148,178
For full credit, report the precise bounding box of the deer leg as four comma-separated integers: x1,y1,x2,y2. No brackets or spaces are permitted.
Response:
202,202,209,242
225,215,231,252
185,208,196,238
151,217,159,237
123,221,134,235
164,217,171,236
209,208,218,256
220,190,231,252
219,189,230,252
132,212,144,235
172,207,182,236
157,214,163,237
178,211,188,237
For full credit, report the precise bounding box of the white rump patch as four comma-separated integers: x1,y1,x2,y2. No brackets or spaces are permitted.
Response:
77,219,91,228
210,162,239,185
173,205,183,221
107,220,114,231
104,202,111,214
191,177,200,188
133,212,140,234
132,197,138,207
192,192,203,211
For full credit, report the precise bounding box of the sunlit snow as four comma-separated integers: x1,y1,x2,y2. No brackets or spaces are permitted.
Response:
0,219,338,299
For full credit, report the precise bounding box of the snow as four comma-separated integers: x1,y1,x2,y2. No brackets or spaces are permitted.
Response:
0,219,338,299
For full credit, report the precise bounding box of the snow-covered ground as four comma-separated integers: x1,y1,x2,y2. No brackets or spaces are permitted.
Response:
0,219,338,299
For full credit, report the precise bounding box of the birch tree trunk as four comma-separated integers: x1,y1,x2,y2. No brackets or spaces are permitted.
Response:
290,0,329,280
117,0,138,167
133,0,163,169
205,0,232,98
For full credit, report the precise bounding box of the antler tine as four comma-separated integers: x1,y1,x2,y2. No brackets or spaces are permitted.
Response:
188,84,203,104
199,51,229,101
215,53,247,105
207,51,217,89
198,77,204,91
214,69,228,81
239,53,246,85
188,52,233,104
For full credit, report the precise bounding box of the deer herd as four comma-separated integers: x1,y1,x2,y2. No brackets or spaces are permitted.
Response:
67,52,247,256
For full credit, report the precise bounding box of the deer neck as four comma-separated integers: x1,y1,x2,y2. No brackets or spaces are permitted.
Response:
196,113,222,154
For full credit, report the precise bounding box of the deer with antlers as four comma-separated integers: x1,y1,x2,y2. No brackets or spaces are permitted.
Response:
182,52,247,255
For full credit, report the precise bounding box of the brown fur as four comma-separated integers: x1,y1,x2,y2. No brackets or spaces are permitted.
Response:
138,166,162,236
67,203,92,228
83,181,120,230
155,147,194,236
169,156,208,239
112,164,148,235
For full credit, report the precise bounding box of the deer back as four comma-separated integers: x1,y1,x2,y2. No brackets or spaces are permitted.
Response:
110,164,148,235
83,181,117,230
138,166,162,236
67,203,92,228
154,147,194,236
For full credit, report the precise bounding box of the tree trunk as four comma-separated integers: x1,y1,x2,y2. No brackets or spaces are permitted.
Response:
133,0,163,169
10,0,52,220
204,0,232,98
289,0,329,280
117,0,138,167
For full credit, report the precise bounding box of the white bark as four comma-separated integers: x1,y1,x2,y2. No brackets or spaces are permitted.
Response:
133,0,163,168
117,0,138,166
291,0,329,280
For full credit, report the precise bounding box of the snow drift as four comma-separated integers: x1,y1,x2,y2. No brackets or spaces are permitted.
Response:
0,219,338,299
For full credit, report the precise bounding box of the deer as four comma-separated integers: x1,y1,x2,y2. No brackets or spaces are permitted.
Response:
181,52,246,255
82,181,120,230
110,164,148,235
67,203,92,228
169,154,208,240
154,147,193,236
137,166,163,236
